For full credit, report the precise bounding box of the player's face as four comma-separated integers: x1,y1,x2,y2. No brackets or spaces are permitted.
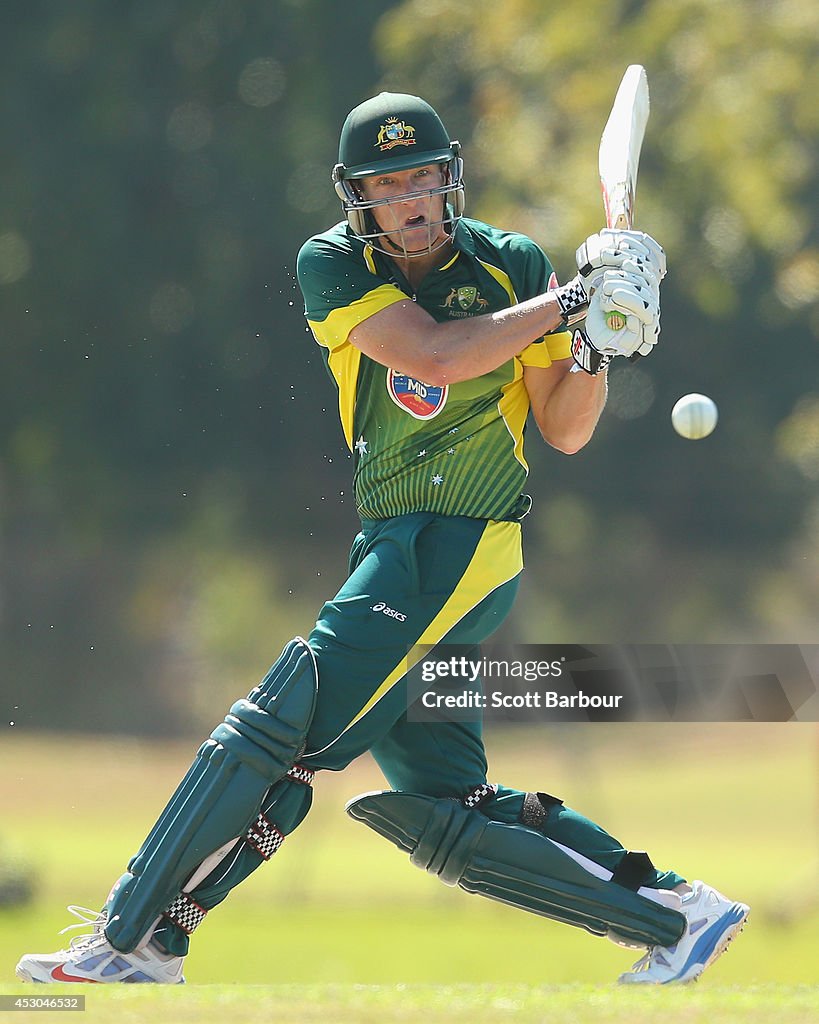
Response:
357,164,449,256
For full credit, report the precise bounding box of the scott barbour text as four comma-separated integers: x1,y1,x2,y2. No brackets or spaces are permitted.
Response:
421,689,624,710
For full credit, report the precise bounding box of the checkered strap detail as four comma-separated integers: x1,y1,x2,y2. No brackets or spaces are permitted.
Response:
164,892,207,935
463,782,499,809
242,766,312,862
287,763,315,786
554,276,590,326
246,812,285,860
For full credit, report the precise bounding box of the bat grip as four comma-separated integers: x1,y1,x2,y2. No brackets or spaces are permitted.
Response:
608,212,642,361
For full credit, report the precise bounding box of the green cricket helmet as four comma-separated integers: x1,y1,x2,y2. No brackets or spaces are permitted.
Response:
332,92,465,256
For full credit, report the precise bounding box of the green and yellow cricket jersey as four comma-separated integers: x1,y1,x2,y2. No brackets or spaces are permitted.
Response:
296,216,572,521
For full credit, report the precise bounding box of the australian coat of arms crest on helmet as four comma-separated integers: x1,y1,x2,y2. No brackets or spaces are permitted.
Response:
376,117,417,151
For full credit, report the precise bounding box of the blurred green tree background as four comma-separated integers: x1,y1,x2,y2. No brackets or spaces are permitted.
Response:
1,0,817,734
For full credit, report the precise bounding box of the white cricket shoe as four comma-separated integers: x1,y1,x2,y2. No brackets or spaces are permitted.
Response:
16,905,185,984
618,880,749,985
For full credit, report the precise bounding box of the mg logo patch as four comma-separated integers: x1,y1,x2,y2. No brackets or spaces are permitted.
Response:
387,369,448,420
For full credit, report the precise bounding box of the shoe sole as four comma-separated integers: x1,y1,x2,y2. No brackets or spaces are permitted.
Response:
681,903,750,983
15,964,50,984
16,960,184,985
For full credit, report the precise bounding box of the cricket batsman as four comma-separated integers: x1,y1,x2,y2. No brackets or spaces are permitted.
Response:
17,92,748,986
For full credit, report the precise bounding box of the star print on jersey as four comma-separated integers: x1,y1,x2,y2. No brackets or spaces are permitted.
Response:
355,436,368,456
387,369,448,420
431,474,444,486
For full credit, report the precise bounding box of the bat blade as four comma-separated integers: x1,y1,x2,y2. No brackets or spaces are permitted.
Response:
599,65,650,230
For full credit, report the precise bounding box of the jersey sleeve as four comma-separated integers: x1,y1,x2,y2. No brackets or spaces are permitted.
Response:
510,234,573,366
296,232,407,352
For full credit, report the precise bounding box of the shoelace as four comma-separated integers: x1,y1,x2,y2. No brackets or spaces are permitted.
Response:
57,905,108,952
628,940,679,974
628,950,653,972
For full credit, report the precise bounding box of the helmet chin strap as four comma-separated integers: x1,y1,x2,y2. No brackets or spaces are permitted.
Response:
379,226,451,259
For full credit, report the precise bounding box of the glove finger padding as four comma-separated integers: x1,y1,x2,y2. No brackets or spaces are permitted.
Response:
596,229,667,279
598,277,660,326
586,309,644,358
576,237,639,278
586,284,660,359
598,264,661,302
576,235,665,304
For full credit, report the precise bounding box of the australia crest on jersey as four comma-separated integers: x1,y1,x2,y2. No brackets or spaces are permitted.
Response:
387,369,448,420
441,285,489,316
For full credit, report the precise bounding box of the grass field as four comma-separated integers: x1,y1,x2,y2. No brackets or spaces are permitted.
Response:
0,983,817,1024
0,724,816,1022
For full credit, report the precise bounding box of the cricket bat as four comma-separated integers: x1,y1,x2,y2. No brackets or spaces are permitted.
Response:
599,64,650,231
597,64,650,340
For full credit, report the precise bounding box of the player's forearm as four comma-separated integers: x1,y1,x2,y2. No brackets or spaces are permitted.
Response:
532,366,608,455
421,292,565,384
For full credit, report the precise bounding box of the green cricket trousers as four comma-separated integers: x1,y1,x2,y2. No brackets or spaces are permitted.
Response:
153,511,683,956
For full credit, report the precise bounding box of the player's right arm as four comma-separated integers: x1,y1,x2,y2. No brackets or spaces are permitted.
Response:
297,229,660,387
346,290,569,386
298,232,571,385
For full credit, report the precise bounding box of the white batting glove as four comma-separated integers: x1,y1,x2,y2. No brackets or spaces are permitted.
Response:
577,229,667,286
590,272,660,357
558,229,666,341
570,268,661,373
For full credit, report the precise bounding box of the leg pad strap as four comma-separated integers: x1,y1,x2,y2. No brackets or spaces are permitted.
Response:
611,850,657,891
164,892,207,936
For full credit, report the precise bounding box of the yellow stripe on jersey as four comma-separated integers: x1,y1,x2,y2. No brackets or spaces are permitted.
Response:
518,329,573,368
497,360,530,470
307,282,409,450
437,250,460,273
363,244,377,275
334,520,523,738
306,283,407,351
476,258,517,305
322,342,361,450
545,329,573,361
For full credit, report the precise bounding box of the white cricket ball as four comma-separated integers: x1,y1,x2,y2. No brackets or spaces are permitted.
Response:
671,393,718,439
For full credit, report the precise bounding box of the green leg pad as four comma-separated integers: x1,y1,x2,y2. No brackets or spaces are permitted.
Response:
151,776,314,957
106,638,317,952
346,791,685,948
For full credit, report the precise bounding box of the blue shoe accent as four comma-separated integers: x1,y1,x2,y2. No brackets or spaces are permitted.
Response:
677,903,747,979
